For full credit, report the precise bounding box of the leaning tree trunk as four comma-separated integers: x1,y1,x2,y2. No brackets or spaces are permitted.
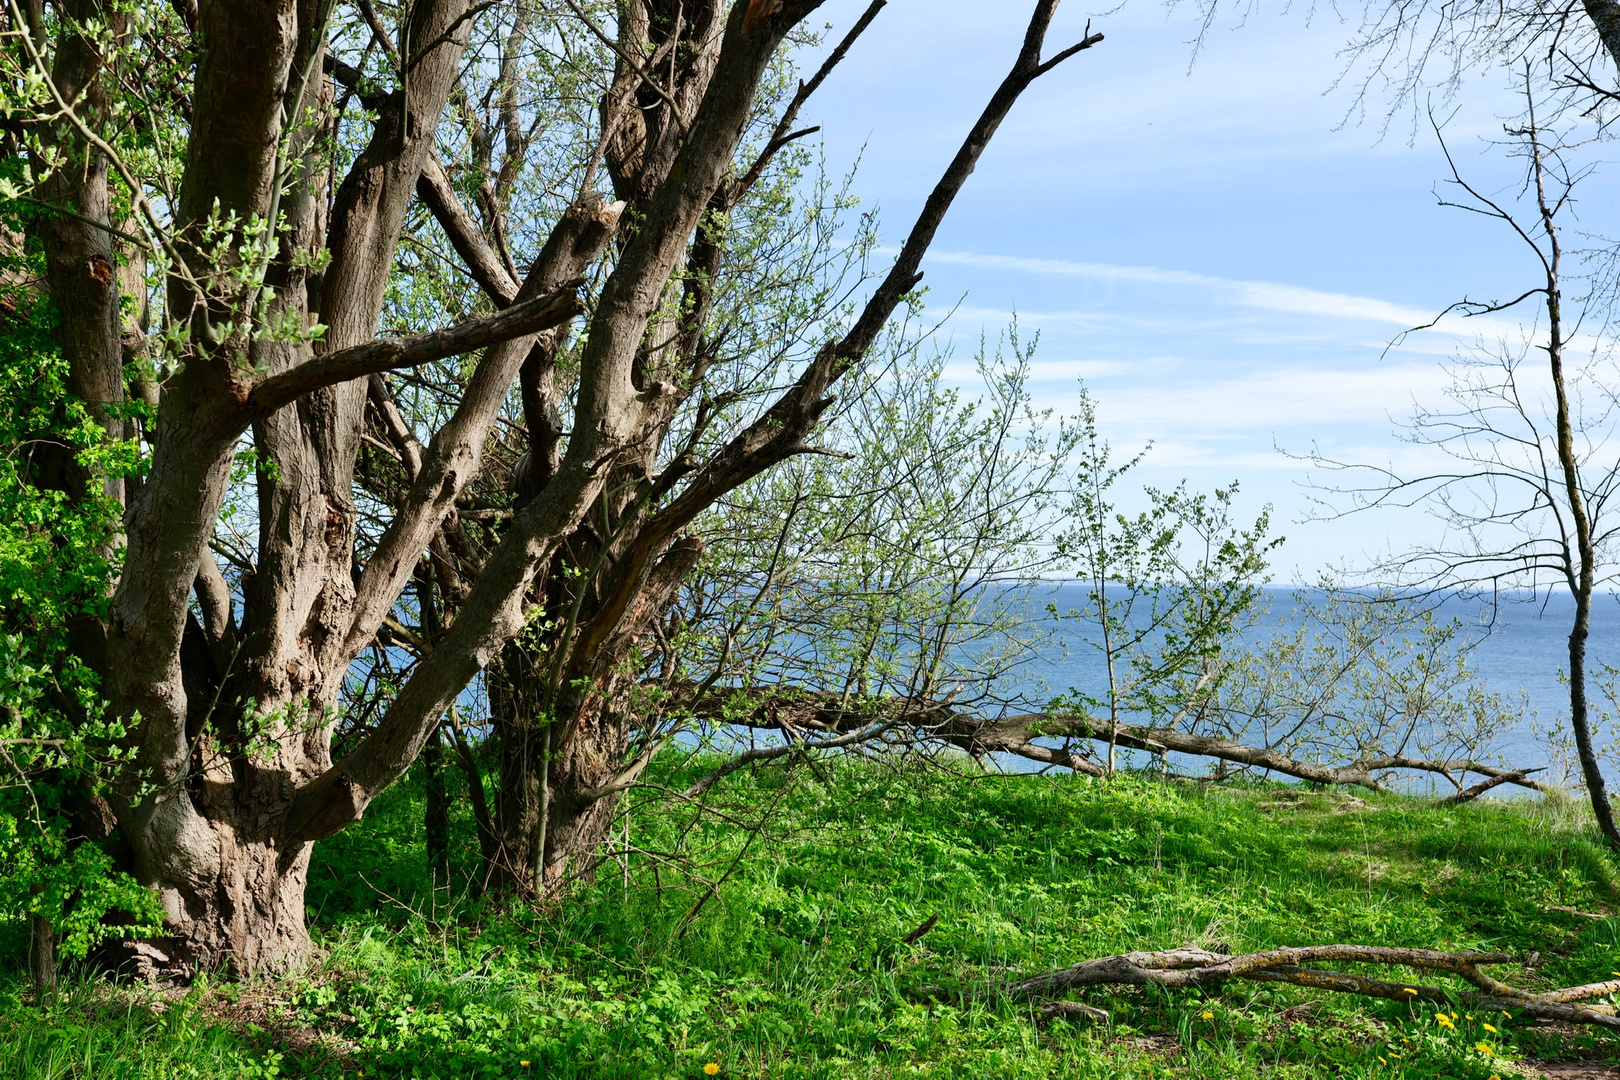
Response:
1542,200,1620,849
1566,587,1619,844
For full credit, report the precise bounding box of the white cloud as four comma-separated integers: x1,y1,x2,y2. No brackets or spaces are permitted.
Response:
1096,364,1450,432
921,249,1475,331
911,249,1579,369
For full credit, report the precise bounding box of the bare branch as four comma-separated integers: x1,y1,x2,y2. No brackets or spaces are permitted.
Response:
416,152,520,305
247,283,583,420
984,943,1620,1031
732,0,889,202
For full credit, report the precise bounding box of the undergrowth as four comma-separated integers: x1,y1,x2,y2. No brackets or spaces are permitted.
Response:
4,758,1619,1078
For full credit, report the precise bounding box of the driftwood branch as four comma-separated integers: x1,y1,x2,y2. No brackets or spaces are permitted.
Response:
962,713,1556,796
978,945,1620,1030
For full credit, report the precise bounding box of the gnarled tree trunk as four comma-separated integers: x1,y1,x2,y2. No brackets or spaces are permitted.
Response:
15,0,1095,975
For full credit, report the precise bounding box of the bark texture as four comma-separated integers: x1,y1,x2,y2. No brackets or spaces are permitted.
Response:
18,0,1098,972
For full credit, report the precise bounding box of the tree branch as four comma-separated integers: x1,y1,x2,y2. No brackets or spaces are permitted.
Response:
732,0,888,202
246,283,583,420
834,1,1102,362
338,196,623,671
981,942,1620,1031
416,152,520,305
663,685,1550,797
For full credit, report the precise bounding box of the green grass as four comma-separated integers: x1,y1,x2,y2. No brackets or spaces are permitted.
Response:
5,759,1620,1078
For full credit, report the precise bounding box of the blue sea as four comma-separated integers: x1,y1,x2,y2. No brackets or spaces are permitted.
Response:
1001,584,1620,795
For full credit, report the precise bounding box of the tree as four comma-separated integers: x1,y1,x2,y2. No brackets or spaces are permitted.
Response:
0,0,1103,975
1054,389,1276,777
0,203,163,998
1307,75,1620,843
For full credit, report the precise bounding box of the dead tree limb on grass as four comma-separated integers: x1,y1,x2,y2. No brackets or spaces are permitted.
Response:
1440,769,1544,804
667,685,1553,798
971,945,1620,1030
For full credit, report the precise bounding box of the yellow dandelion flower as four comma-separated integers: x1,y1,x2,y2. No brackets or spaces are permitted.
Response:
1378,1056,1387,1065
1482,1023,1498,1033
704,1065,721,1077
1450,1012,1459,1020
1401,987,1417,995
1201,1011,1214,1020
1489,1075,1503,1080
1465,1013,1474,1020
1475,1042,1494,1055
1436,1015,1455,1029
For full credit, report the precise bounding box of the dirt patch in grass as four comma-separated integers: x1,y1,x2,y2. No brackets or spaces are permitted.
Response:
1529,1063,1620,1079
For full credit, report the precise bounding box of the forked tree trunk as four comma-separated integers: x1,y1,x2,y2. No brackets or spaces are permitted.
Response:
18,0,1093,976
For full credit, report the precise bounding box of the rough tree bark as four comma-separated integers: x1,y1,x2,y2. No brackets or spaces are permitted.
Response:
362,0,1103,898
17,0,1099,975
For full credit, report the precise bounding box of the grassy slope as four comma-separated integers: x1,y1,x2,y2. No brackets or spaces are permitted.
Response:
5,760,1620,1079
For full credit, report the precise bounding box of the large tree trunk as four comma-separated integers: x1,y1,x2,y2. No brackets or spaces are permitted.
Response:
489,679,632,897
29,914,56,1000
13,0,1086,976
101,0,483,976
128,824,314,979
538,704,630,894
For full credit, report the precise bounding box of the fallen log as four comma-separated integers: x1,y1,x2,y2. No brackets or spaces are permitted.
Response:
1441,768,1545,804
658,685,1553,799
971,944,1620,1030
958,714,1555,797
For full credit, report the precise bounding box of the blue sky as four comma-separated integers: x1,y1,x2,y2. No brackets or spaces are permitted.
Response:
789,0,1619,580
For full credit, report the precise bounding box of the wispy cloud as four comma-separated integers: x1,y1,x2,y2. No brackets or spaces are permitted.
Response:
1096,364,1452,433
921,249,1448,329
